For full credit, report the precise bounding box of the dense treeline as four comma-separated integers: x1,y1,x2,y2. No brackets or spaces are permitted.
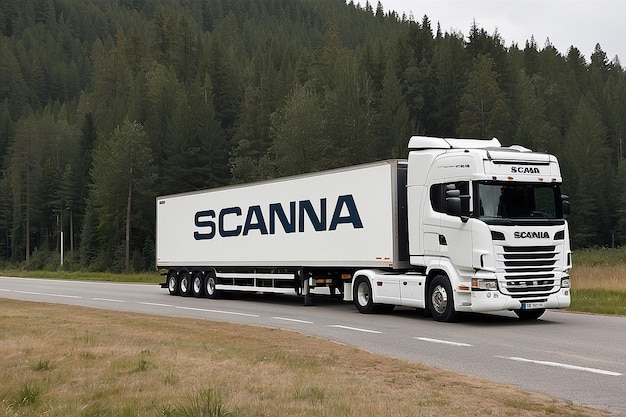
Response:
1,0,625,272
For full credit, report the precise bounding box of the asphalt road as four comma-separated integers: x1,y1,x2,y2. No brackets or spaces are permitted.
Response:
1,276,624,415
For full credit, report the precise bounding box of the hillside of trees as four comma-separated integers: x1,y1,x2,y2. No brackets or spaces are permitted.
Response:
1,0,625,272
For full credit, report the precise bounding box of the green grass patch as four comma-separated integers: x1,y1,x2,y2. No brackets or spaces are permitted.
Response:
573,246,626,266
174,388,233,417
0,269,163,284
570,288,626,315
12,383,42,407
33,359,54,371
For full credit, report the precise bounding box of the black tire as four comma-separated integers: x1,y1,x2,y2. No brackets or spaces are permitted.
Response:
514,308,545,320
428,275,458,322
191,272,205,298
205,272,219,299
178,271,192,297
353,276,374,313
167,270,179,296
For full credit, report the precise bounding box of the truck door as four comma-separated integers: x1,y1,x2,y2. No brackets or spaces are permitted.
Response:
431,181,474,276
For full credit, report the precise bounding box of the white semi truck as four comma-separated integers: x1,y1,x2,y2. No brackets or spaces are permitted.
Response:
156,136,571,321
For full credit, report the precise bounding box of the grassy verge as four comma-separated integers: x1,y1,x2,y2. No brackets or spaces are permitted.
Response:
0,269,163,284
0,299,614,417
569,247,626,315
569,289,626,315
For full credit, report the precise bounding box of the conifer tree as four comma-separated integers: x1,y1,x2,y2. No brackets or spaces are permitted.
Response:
512,69,554,152
9,114,43,262
270,83,328,176
380,60,412,158
458,54,510,139
324,56,378,166
433,32,467,136
562,97,612,247
89,120,155,272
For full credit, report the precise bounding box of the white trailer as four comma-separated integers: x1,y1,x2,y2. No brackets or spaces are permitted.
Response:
157,136,572,321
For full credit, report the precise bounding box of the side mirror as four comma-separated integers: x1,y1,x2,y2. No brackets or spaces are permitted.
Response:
561,194,570,216
446,193,462,217
445,186,469,222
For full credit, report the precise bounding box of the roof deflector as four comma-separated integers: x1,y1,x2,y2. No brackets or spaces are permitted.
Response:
408,136,501,150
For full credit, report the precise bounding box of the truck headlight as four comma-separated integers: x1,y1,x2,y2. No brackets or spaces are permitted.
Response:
471,278,498,290
561,277,570,288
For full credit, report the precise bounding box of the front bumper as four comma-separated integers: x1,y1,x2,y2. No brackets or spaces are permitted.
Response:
455,287,570,313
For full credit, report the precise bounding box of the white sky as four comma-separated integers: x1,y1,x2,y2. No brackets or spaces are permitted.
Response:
380,0,625,65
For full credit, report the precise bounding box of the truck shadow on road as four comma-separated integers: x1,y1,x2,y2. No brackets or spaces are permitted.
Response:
387,307,562,327
208,292,562,327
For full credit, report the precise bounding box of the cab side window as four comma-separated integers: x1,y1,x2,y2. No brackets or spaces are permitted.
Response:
430,183,444,213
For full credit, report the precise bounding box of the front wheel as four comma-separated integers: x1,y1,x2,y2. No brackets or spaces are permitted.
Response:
514,308,545,320
429,275,458,322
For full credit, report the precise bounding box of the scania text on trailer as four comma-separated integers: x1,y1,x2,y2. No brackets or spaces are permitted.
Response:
156,136,572,321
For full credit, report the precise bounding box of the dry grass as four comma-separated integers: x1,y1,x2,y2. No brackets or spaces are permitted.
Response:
0,299,615,417
570,264,626,290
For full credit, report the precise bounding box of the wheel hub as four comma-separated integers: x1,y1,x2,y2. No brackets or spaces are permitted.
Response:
431,285,448,314
357,283,370,305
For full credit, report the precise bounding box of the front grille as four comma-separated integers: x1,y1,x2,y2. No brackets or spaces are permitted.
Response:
496,245,561,296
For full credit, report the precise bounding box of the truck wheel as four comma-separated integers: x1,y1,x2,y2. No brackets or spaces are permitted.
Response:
191,272,205,298
429,275,458,322
353,276,374,313
167,270,179,296
514,308,545,320
178,271,192,297
205,272,219,299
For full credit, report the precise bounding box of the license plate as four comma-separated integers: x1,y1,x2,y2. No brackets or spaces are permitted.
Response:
521,302,544,309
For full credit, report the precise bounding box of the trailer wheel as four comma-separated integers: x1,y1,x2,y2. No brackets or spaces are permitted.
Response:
178,271,192,297
429,275,458,322
514,308,545,320
205,272,219,299
191,272,205,298
167,270,179,296
353,276,374,313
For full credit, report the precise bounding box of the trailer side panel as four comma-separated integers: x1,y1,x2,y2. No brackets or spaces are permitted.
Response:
156,161,409,269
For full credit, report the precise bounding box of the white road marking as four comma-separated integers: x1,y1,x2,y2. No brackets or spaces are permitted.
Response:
175,306,260,317
93,297,124,303
273,317,314,324
416,337,472,347
43,293,82,299
139,302,173,307
328,325,381,334
0,285,80,299
499,356,622,376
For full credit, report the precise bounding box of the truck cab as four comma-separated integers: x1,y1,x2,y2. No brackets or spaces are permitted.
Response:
404,136,571,320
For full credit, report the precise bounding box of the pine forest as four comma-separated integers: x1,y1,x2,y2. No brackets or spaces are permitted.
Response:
1,0,625,272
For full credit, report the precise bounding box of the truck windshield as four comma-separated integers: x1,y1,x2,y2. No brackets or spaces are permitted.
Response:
476,182,563,224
